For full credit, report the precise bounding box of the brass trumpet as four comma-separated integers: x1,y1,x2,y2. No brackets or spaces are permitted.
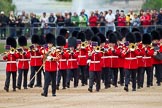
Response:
128,43,136,51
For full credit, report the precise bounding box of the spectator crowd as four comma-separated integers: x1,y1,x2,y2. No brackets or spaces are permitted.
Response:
0,8,162,39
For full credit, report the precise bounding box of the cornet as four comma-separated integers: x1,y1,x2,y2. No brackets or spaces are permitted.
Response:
128,43,136,51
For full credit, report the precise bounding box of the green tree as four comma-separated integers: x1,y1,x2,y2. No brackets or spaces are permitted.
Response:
0,0,16,15
142,0,162,10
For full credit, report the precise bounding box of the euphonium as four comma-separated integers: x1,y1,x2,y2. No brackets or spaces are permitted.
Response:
94,46,101,53
10,48,16,54
128,43,136,51
81,42,86,49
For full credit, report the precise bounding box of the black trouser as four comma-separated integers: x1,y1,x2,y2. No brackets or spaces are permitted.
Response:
110,68,118,86
119,68,124,84
17,69,28,88
57,69,67,88
79,66,87,85
89,71,101,90
29,66,42,86
66,69,78,87
102,67,111,87
137,67,143,87
150,66,154,85
125,69,137,89
43,71,56,95
5,72,17,89
154,64,162,85
141,67,151,87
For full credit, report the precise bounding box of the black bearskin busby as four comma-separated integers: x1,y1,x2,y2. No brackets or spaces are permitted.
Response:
114,31,122,41
91,27,99,35
91,36,101,46
132,27,140,32
156,28,162,39
133,31,142,43
56,35,66,46
45,33,55,45
106,30,113,39
120,27,129,38
85,29,94,41
108,32,117,43
97,33,106,43
77,31,86,42
142,33,152,45
68,37,77,48
6,37,17,48
151,30,160,41
31,34,40,44
18,36,27,46
59,28,69,37
72,30,79,38
125,32,136,43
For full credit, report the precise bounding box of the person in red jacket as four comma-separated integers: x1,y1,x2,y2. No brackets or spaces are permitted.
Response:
89,11,98,27
66,37,79,88
117,10,126,27
16,36,30,90
107,33,121,87
41,33,58,97
141,33,154,88
151,30,161,86
121,32,139,92
88,36,102,92
56,36,69,90
4,37,19,92
27,35,43,88
133,31,143,89
77,31,89,86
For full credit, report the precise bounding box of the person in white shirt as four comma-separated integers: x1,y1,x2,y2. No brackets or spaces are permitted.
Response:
105,10,116,31
40,12,48,28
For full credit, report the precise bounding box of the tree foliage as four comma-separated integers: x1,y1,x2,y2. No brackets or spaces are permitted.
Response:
142,0,162,10
56,0,72,2
0,0,16,15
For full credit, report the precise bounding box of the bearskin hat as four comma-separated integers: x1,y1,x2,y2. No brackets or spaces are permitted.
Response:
126,32,136,43
91,27,99,35
39,35,46,45
133,31,142,43
108,32,117,43
151,30,160,41
56,35,66,46
120,27,129,38
85,29,94,41
6,37,17,48
18,36,27,46
77,31,86,42
45,33,55,45
59,28,69,36
72,30,79,38
106,30,113,39
132,27,140,32
91,36,101,46
114,31,122,41
156,28,162,39
142,33,152,45
68,37,77,48
31,34,40,44
97,33,106,43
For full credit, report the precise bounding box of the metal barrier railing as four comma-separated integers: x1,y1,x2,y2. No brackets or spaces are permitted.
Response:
0,24,162,39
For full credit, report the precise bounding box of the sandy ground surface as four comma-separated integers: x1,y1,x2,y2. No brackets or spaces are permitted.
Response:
0,62,162,108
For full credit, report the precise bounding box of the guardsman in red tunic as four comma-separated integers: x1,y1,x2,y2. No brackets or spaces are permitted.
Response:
121,32,139,92
41,33,58,97
16,36,30,90
151,30,161,86
107,33,120,87
3,37,19,92
88,36,102,92
56,36,69,90
133,31,143,89
27,35,43,88
115,31,125,86
66,37,79,88
77,31,89,86
140,33,154,88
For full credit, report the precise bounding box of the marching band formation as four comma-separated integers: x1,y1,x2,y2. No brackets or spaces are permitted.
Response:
2,27,162,97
